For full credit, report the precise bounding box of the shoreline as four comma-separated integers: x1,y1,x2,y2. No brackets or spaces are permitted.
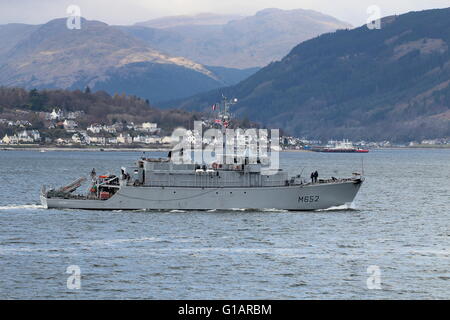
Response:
1,145,450,152
0,146,171,152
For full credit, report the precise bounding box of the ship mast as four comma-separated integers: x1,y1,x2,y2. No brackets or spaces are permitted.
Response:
215,94,236,132
213,94,237,164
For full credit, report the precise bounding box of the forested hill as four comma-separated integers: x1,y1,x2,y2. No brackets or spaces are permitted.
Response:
164,8,450,142
0,87,201,134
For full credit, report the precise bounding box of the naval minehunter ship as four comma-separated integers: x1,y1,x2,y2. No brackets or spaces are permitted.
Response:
40,98,364,211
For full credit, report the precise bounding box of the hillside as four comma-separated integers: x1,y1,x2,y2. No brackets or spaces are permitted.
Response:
0,19,255,103
0,87,201,136
0,23,38,58
0,87,260,142
120,8,352,68
163,8,450,142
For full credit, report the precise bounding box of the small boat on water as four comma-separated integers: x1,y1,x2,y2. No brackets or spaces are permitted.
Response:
311,140,369,153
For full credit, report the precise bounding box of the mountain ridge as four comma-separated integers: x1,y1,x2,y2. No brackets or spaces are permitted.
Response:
161,8,450,142
135,12,243,28
120,8,352,68
0,18,257,102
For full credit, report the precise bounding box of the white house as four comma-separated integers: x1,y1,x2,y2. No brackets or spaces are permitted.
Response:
7,120,31,127
138,122,160,134
117,133,133,144
1,130,40,144
16,130,40,143
2,134,19,144
89,136,106,145
103,125,117,134
50,109,63,120
29,130,41,141
87,124,102,134
63,120,78,131
421,139,439,145
72,132,90,144
108,137,118,144
132,135,146,143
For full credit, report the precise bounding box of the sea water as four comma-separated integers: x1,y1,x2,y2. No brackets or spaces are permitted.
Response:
0,149,449,299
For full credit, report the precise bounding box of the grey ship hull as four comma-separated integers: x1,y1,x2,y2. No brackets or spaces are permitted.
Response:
41,180,362,211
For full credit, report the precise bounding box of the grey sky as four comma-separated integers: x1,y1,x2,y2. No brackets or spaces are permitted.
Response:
0,0,449,26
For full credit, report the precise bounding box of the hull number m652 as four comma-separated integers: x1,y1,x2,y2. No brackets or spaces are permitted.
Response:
298,195,319,203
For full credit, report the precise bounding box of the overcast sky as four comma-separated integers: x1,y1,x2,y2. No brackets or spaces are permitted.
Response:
0,0,449,26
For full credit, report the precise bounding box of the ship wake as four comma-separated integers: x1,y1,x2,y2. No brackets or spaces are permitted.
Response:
316,202,357,212
0,204,44,211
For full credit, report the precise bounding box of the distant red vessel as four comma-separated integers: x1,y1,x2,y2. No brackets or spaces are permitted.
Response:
311,140,369,153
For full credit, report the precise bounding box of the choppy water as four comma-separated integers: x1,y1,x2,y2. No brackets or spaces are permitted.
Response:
0,149,449,299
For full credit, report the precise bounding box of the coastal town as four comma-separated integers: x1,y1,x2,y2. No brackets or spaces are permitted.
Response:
1,86,449,150
2,109,450,149
0,108,173,148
